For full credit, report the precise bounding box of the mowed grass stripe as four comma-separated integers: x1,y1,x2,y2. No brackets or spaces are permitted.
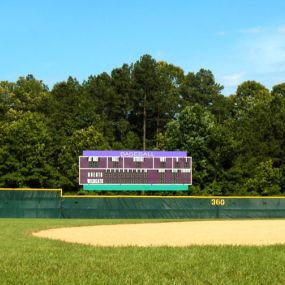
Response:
0,219,285,285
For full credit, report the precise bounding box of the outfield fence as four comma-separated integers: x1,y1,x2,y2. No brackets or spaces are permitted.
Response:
1,188,285,218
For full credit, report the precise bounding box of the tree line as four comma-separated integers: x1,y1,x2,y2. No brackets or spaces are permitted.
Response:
1,54,285,195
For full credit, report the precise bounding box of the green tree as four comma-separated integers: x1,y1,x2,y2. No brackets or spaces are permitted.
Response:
180,69,223,108
158,104,216,190
270,83,285,193
111,64,134,143
0,81,15,120
231,81,272,159
13,75,49,113
0,112,59,188
271,83,285,98
82,72,118,145
49,76,83,136
0,76,50,121
131,55,184,149
151,61,184,144
131,54,160,149
222,81,281,195
242,160,281,195
58,126,109,191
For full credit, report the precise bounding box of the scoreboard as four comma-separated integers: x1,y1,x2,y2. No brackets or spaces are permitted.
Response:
79,150,192,191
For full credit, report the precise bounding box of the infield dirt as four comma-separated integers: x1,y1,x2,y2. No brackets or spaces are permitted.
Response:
33,220,285,247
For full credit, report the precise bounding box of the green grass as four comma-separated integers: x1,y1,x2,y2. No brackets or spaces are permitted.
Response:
0,219,285,285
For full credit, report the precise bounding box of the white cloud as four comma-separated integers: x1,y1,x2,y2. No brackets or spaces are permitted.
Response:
218,72,245,88
155,50,166,60
237,26,285,74
239,26,264,34
228,25,285,91
277,26,285,33
212,25,285,94
217,31,226,36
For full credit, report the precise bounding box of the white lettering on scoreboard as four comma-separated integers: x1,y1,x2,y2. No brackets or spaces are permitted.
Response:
120,151,154,157
87,179,104,184
88,172,103,178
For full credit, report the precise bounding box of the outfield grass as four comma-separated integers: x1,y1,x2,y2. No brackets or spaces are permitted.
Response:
0,219,285,285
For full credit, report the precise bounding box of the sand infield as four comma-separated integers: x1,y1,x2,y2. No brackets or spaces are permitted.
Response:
33,220,285,247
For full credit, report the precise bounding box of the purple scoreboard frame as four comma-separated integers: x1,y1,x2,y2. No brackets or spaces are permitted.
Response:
83,150,187,157
79,150,192,191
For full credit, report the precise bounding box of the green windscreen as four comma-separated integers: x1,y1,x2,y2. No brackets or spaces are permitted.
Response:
0,189,61,218
1,189,285,219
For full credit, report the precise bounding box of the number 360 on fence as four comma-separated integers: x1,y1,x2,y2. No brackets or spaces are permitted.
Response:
211,198,225,206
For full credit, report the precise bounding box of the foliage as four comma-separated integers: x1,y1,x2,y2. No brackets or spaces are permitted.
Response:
0,55,285,195
242,160,282,196
0,112,59,188
58,126,109,191
158,104,216,189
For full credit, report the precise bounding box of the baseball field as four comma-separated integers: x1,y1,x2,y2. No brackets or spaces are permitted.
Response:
1,219,285,285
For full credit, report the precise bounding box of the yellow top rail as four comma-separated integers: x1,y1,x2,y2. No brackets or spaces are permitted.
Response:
1,188,285,199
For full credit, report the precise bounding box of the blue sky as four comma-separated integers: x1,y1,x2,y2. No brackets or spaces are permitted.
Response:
1,0,285,95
